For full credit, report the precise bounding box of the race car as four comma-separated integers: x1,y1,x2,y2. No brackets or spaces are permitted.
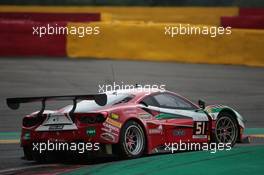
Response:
6,89,245,161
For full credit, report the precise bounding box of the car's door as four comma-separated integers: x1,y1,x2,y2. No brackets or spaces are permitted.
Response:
152,92,209,143
138,95,167,148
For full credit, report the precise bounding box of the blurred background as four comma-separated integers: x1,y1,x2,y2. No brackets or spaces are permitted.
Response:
1,0,264,6
0,0,263,129
0,0,263,66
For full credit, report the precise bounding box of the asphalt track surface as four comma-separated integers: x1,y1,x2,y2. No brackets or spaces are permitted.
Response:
0,58,263,174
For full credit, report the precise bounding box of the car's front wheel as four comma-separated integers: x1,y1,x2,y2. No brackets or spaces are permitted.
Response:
118,120,145,158
215,112,238,146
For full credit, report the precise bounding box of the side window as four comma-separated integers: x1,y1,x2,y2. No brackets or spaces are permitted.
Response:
153,93,195,109
140,95,159,107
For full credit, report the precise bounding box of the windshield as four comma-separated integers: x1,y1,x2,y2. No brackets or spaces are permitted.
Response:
61,93,134,112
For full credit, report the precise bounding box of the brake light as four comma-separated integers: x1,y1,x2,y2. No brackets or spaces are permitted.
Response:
77,113,107,124
22,115,46,127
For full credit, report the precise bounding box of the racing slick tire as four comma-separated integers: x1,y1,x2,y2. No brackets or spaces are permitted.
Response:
32,150,57,163
214,112,239,146
23,146,46,163
118,120,146,159
23,146,33,160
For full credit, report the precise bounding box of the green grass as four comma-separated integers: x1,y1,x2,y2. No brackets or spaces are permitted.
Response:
0,132,20,140
244,128,264,135
64,145,264,175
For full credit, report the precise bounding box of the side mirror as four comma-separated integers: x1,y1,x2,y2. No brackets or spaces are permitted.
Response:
198,99,205,109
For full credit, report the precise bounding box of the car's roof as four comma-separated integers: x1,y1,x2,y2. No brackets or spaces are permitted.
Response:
60,89,160,113
58,88,198,113
104,88,164,96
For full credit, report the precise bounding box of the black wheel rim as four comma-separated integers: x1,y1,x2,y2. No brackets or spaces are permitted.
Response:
216,116,237,143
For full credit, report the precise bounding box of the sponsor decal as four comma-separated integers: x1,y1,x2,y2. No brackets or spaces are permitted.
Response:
102,122,119,132
156,113,191,120
101,121,119,141
101,132,115,142
138,113,151,119
193,135,207,139
124,108,137,114
149,125,163,134
110,113,119,120
86,127,96,137
193,121,207,135
49,124,64,131
173,129,185,136
23,132,30,140
101,127,119,136
106,117,122,128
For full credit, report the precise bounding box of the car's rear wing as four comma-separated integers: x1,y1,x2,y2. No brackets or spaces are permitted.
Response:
6,94,107,116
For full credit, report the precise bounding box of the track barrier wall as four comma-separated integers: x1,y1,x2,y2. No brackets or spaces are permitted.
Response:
0,6,263,67
1,0,264,7
221,8,264,29
0,12,100,22
0,6,238,25
67,21,264,67
221,16,264,29
239,8,264,16
0,11,100,56
0,20,66,56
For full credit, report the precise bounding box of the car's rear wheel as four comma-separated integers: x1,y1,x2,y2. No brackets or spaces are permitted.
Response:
23,146,33,160
118,120,145,158
22,145,47,163
215,112,238,146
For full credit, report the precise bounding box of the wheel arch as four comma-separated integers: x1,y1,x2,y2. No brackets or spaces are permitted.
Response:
218,108,237,121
